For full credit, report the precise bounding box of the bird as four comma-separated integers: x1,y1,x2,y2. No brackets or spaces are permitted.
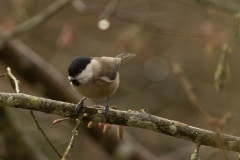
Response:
68,53,136,115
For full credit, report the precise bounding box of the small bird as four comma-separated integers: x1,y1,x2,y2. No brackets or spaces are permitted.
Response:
68,53,135,115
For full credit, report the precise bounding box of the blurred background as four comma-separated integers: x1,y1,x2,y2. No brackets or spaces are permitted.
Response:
0,0,240,159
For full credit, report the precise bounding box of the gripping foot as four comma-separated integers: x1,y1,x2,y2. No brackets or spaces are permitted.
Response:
103,97,110,116
75,97,87,115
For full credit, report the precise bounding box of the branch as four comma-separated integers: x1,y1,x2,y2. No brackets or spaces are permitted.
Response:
1,66,62,158
0,37,151,160
30,110,62,158
1,92,240,152
61,119,81,160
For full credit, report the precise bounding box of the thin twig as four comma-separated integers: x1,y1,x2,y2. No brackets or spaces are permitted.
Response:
1,92,240,152
214,14,240,91
61,119,81,160
3,67,62,159
171,60,231,129
190,143,201,160
99,0,119,20
0,38,152,159
30,110,62,158
171,61,211,119
5,67,20,93
171,61,229,160
0,0,73,47
97,0,119,30
71,0,88,14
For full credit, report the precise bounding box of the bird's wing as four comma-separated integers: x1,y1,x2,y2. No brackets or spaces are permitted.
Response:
99,57,120,82
92,54,135,84
88,57,119,85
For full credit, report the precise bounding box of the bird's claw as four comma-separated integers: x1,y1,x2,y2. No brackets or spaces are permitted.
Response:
103,97,110,116
103,105,109,116
75,97,86,115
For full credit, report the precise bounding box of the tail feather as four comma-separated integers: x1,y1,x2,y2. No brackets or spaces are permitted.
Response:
116,53,136,62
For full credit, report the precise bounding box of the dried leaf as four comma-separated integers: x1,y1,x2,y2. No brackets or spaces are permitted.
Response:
117,125,124,139
103,124,111,134
87,121,95,128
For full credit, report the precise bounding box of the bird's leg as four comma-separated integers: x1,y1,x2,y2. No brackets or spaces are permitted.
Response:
75,97,87,115
103,97,110,116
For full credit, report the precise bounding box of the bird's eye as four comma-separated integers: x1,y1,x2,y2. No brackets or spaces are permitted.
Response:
79,69,83,73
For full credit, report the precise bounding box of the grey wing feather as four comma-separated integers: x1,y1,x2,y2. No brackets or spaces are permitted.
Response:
97,53,135,82
116,53,136,63
97,57,120,82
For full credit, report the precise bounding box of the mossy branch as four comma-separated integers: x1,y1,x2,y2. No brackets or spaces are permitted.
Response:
1,92,240,152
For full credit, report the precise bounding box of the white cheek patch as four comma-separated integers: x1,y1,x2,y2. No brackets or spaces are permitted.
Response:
76,63,94,83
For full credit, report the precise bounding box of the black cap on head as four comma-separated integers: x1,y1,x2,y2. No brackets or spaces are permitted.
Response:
68,57,91,77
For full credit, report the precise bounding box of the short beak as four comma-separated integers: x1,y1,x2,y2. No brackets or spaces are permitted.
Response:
68,76,81,86
68,76,75,82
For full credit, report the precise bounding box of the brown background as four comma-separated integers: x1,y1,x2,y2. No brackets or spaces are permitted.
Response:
1,0,240,159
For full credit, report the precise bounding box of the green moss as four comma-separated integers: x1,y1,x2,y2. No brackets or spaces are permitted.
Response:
169,124,177,135
127,115,158,131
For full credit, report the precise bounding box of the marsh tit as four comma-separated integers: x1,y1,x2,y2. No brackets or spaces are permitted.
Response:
68,53,135,115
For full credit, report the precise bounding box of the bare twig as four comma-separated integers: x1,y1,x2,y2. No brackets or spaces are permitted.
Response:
1,92,240,152
71,0,88,14
0,0,73,47
214,14,240,91
2,67,62,158
99,0,119,20
171,61,231,129
30,111,62,158
0,38,148,160
5,67,20,93
190,143,201,160
171,61,229,160
0,38,80,101
1,68,20,93
61,119,81,160
171,61,211,119
97,0,119,30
